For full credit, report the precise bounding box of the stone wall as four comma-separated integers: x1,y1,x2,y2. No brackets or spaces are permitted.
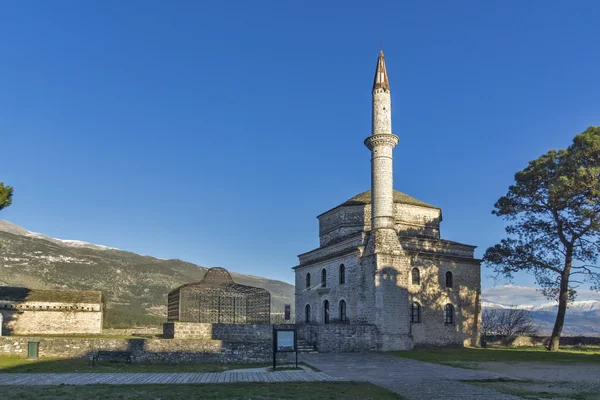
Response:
483,335,600,348
162,322,272,341
408,252,481,347
0,336,272,363
298,323,382,352
0,307,102,336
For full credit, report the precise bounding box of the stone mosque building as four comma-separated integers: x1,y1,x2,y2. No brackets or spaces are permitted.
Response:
294,51,481,351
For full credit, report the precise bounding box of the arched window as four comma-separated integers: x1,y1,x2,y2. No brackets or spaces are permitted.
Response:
305,304,311,323
410,302,421,323
445,271,453,288
339,300,347,322
444,303,454,325
306,273,311,288
321,269,327,288
412,268,420,285
323,300,330,324
339,264,346,285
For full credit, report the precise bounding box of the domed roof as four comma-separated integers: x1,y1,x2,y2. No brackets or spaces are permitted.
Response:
342,190,438,209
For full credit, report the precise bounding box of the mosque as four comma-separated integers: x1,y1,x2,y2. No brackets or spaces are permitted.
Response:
294,51,481,351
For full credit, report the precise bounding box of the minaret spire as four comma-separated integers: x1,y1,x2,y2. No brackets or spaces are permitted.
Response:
365,50,399,230
373,50,390,91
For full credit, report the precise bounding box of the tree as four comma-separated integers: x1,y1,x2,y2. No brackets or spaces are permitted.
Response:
0,182,12,212
484,126,600,351
481,308,538,337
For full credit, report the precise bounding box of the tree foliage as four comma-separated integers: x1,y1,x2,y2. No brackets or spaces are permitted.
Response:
0,182,12,212
484,126,600,351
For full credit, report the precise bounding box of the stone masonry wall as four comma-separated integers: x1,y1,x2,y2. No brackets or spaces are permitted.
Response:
0,336,272,363
298,323,381,352
163,322,272,341
0,308,102,336
408,254,481,347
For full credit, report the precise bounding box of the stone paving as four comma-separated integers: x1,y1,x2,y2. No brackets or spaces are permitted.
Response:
0,369,334,386
300,353,522,400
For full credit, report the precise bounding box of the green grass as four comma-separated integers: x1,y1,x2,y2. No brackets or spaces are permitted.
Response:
467,379,600,400
1,382,404,400
392,346,600,366
0,355,270,373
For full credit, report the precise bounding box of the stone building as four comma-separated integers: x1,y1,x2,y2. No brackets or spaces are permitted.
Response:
294,51,481,351
0,286,103,335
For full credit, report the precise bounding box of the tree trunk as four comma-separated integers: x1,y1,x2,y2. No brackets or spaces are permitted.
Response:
548,252,572,352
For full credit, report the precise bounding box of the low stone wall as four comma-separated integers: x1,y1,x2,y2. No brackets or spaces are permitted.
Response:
0,336,272,363
163,322,272,341
102,327,163,337
298,323,382,352
483,335,600,347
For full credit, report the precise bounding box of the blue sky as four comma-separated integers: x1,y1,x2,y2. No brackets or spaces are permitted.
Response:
1,1,599,293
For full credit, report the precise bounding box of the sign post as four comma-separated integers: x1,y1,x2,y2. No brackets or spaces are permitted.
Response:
272,326,297,370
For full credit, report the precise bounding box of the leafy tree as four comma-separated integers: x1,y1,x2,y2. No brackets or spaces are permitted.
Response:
0,182,12,212
484,126,600,351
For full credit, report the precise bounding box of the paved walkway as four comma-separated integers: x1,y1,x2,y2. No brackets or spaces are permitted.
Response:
300,353,521,400
0,369,334,386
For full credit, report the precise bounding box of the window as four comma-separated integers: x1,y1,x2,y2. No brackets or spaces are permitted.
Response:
305,304,311,323
306,273,311,288
321,269,327,288
445,271,453,288
411,268,420,285
410,302,421,323
339,264,346,284
444,304,454,325
323,300,330,324
339,300,347,322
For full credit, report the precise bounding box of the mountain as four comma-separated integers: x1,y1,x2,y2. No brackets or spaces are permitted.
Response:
483,299,600,336
0,220,295,327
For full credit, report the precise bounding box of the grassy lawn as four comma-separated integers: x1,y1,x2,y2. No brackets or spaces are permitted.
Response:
467,378,600,400
0,355,271,373
2,382,404,400
392,346,600,366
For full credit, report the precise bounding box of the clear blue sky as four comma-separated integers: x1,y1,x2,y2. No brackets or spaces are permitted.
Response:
2,1,599,289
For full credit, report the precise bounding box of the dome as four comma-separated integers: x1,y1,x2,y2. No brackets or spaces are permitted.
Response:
342,190,438,209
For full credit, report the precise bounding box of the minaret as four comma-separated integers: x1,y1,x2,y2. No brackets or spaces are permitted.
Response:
364,51,399,230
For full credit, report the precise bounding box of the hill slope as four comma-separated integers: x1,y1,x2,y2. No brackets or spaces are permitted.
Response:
0,220,295,326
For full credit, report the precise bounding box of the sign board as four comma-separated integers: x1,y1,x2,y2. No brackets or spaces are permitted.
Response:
272,326,298,369
276,330,295,352
284,304,291,320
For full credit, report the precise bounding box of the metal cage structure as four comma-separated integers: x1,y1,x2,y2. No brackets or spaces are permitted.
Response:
167,267,271,324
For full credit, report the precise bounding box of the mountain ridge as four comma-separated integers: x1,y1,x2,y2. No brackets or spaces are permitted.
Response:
0,220,295,327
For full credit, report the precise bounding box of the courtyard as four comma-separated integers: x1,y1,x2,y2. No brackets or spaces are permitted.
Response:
0,347,599,399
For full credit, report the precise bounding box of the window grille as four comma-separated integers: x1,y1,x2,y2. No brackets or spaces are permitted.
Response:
410,302,421,323
411,268,420,285
305,304,311,323
339,264,346,285
321,269,327,288
445,271,453,288
339,300,347,322
444,303,454,325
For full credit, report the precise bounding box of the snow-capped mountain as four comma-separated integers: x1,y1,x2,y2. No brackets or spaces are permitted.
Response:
0,220,118,251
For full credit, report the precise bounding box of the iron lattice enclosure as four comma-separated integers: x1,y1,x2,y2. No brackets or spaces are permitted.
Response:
167,267,271,324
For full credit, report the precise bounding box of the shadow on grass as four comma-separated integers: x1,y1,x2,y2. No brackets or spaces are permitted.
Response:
0,355,271,373
0,382,407,400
